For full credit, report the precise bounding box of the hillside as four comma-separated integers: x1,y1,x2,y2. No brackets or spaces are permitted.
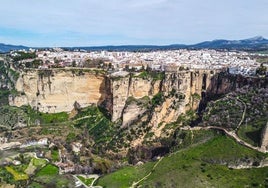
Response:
97,134,268,188
0,43,29,53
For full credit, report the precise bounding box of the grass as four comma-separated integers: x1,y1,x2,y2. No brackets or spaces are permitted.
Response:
51,148,60,162
237,124,263,147
39,112,69,124
36,164,58,176
0,90,10,105
73,105,117,151
32,158,47,167
20,105,69,125
98,163,155,188
0,167,15,184
5,166,29,181
27,182,45,188
77,176,94,186
33,175,74,187
32,163,74,187
97,135,268,188
134,70,164,81
25,158,47,175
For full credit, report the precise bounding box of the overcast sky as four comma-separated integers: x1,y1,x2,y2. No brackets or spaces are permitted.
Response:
0,0,267,47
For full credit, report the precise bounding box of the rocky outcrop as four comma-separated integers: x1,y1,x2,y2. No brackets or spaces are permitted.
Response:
110,72,161,122
10,69,107,113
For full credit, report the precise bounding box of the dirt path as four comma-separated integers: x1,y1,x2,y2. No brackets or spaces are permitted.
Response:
235,97,247,132
131,157,163,188
181,126,267,153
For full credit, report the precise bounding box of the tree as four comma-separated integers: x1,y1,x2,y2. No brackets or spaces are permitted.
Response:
73,101,81,111
72,60,76,67
125,64,129,71
256,63,267,76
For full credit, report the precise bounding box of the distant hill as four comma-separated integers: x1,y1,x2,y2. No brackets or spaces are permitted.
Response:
65,44,187,52
1,36,268,52
0,43,29,53
67,36,268,52
189,36,268,51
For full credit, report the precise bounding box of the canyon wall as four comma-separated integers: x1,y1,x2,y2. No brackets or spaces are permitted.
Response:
9,69,108,113
10,68,240,127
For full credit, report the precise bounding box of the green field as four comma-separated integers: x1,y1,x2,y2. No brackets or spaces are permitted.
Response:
97,135,268,188
25,158,47,175
77,176,94,186
32,158,47,167
32,164,75,187
36,164,59,176
5,166,29,181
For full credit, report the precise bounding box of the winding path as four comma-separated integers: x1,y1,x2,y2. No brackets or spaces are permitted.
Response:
131,157,163,188
181,126,267,153
235,97,247,132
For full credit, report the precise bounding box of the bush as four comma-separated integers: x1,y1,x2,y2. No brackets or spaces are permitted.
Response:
152,93,164,106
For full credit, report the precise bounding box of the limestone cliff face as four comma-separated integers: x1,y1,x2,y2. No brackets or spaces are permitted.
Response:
145,70,219,138
10,69,241,128
110,73,161,122
10,69,107,113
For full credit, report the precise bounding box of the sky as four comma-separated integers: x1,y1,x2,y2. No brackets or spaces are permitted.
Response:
0,0,268,47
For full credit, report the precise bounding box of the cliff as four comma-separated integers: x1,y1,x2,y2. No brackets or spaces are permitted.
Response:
9,68,246,128
9,69,108,113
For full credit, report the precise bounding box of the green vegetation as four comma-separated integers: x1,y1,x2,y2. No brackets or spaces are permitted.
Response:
161,129,217,152
98,135,268,188
0,59,20,106
38,111,69,124
0,105,28,130
203,86,267,146
176,109,197,126
66,132,76,142
51,148,60,162
237,116,267,146
12,52,37,61
33,174,74,188
203,97,243,129
77,176,94,186
25,59,42,68
0,167,15,184
0,104,70,130
36,164,58,176
0,89,10,105
0,154,73,187
25,158,48,175
135,70,165,81
21,105,69,125
126,96,151,108
5,166,29,181
32,158,47,167
152,92,164,106
73,105,118,152
27,182,44,188
192,92,201,100
256,63,267,76
98,163,155,188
